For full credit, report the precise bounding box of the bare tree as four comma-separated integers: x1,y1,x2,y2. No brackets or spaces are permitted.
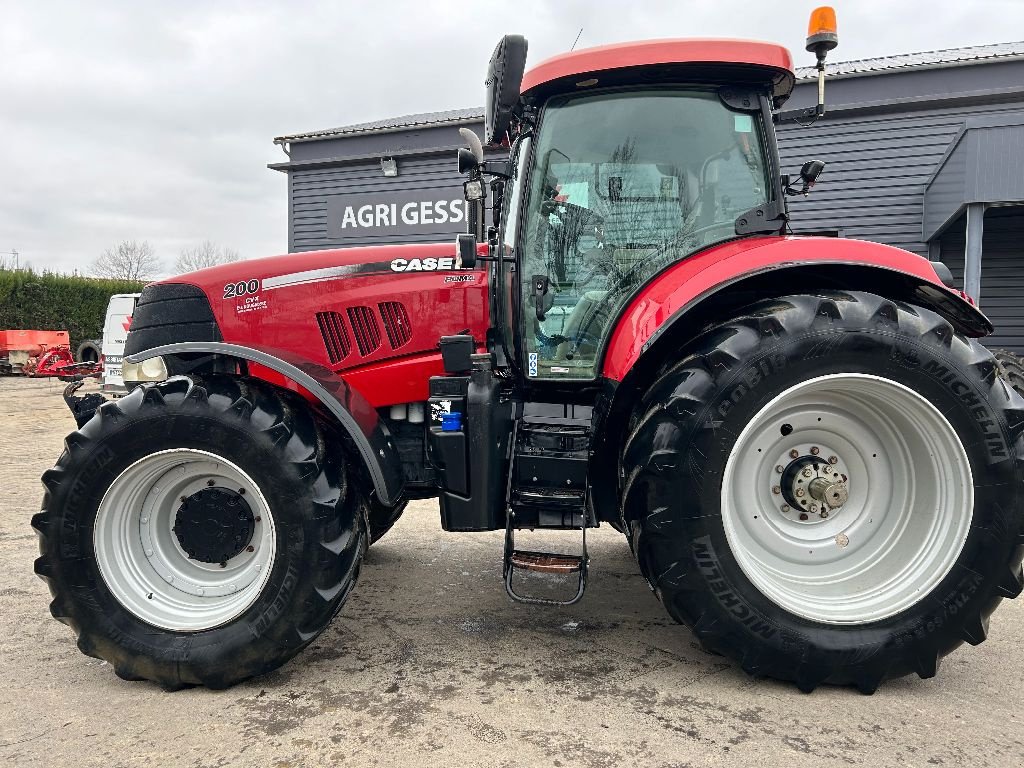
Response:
175,241,241,274
91,240,161,281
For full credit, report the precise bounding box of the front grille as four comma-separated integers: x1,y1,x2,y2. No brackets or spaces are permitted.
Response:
315,311,352,363
378,301,412,349
347,305,382,356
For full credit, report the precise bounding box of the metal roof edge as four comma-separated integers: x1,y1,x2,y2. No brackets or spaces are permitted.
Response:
795,47,1024,82
275,111,485,145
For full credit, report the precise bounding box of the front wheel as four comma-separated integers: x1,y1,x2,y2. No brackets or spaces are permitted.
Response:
33,375,368,689
622,291,1024,692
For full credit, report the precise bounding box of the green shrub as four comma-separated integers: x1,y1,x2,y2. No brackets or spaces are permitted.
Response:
0,268,145,349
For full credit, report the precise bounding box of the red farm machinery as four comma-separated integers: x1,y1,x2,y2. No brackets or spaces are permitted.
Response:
34,8,1024,693
0,330,99,378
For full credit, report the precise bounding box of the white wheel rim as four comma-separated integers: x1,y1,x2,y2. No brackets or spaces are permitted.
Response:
93,448,277,631
721,373,973,624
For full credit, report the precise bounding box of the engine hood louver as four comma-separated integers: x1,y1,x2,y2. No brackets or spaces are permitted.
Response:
378,301,412,349
315,311,352,363
347,306,382,356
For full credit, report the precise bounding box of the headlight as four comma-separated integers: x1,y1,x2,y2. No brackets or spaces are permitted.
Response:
121,356,168,383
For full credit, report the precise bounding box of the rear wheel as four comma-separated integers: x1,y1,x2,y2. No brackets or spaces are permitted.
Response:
33,375,368,689
996,349,1024,397
622,291,1024,692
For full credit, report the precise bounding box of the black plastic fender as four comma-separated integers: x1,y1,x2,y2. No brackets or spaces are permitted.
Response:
124,341,404,505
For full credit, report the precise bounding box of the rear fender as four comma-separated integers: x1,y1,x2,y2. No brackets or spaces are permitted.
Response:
124,341,404,506
601,237,991,382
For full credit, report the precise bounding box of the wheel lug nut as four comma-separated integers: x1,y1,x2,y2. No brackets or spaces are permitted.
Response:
799,513,808,521
810,504,819,513
795,488,805,497
789,449,800,459
781,504,791,513
810,446,820,456
775,465,785,474
772,485,781,495
819,509,829,519
828,455,838,464
801,467,813,478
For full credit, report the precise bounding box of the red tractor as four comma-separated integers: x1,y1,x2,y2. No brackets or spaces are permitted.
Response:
35,10,1024,693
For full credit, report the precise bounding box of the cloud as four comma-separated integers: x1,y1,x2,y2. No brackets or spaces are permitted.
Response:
1,0,1017,274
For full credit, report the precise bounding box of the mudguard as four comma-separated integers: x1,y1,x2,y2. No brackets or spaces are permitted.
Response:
601,236,991,382
124,341,404,506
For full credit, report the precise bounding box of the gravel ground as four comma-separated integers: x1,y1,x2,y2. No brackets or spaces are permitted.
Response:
1,376,1022,767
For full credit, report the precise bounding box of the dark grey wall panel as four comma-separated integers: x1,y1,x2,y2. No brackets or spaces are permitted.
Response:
940,206,1024,354
924,114,1024,239
778,98,1024,255
785,59,1024,114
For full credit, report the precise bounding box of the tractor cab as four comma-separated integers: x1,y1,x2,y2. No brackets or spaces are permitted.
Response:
495,41,789,381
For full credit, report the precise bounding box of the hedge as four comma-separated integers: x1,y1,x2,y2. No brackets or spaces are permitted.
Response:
0,268,146,350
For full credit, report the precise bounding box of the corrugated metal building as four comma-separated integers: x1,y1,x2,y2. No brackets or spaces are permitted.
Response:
270,41,1024,352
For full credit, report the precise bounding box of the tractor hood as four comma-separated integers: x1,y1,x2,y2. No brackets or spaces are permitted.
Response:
126,242,490,388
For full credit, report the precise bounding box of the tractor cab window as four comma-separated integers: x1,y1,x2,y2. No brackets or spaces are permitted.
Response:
519,88,770,379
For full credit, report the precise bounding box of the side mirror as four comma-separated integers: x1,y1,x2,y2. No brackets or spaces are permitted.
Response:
785,160,826,196
800,160,825,184
484,35,528,145
456,233,477,269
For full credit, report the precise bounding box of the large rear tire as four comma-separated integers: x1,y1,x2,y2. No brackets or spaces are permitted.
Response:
621,291,1024,692
995,349,1024,397
33,375,368,689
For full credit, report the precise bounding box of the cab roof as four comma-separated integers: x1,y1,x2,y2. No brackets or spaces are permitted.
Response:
520,39,795,104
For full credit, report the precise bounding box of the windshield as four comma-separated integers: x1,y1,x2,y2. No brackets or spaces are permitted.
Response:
519,88,771,379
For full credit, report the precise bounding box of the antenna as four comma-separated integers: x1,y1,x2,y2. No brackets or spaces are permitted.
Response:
570,27,583,51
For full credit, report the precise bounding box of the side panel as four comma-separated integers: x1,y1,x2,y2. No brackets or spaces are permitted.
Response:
602,236,966,382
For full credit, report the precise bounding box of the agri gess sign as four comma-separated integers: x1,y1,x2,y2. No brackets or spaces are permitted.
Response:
326,190,471,241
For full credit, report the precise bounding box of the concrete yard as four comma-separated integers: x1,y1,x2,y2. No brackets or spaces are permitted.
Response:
1,376,1022,768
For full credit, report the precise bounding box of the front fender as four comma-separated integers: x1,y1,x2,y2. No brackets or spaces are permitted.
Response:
601,236,990,382
124,341,404,506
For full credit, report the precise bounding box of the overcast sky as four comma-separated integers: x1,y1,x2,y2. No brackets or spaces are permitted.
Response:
3,0,1023,275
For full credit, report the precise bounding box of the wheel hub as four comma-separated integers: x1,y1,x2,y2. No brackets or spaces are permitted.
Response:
173,487,255,564
777,450,849,521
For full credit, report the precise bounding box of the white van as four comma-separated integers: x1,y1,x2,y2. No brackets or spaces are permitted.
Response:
101,293,141,395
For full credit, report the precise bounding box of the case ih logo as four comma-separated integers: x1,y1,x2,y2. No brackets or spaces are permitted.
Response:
390,257,457,272
326,190,470,241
